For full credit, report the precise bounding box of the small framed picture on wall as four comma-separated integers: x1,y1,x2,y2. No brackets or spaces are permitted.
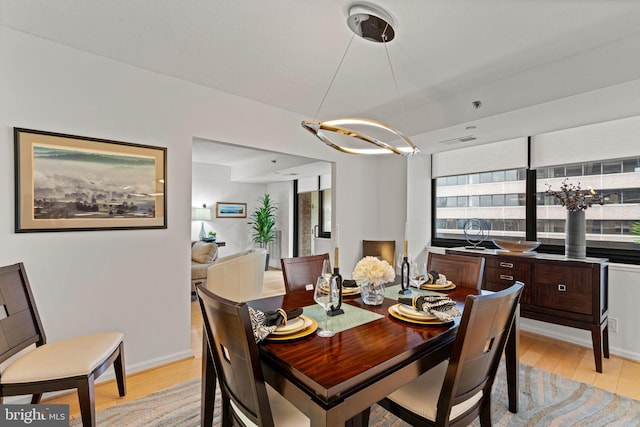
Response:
216,202,247,218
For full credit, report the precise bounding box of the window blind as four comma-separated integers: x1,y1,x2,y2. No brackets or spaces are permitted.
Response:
431,137,528,178
531,115,640,168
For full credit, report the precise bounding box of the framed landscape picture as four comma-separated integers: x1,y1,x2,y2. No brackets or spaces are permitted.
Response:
14,128,167,232
216,202,247,218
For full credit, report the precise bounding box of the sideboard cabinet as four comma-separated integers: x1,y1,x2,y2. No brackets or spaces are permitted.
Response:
446,248,609,373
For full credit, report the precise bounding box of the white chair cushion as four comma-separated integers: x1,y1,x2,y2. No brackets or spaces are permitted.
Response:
0,332,123,383
386,360,483,422
230,384,310,427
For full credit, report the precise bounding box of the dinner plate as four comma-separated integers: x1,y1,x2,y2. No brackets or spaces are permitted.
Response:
421,281,456,291
396,303,437,321
320,284,361,296
388,304,453,326
266,316,318,341
271,316,306,335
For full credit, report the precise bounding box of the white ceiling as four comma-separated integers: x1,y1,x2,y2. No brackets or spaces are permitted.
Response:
3,0,640,178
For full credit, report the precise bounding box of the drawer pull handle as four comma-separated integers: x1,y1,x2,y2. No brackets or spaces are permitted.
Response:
500,275,514,281
558,284,566,292
500,262,514,268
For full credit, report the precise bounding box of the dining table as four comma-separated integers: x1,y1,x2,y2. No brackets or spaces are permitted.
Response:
203,282,520,427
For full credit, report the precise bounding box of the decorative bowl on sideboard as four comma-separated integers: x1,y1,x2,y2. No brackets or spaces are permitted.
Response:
492,239,541,253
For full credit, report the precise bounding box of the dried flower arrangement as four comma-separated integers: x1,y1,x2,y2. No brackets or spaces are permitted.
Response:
545,178,604,211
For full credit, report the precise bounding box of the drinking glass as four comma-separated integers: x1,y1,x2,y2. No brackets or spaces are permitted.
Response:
313,276,337,337
321,259,332,283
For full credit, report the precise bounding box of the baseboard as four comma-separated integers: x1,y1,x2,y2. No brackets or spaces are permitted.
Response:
521,320,640,363
4,349,195,405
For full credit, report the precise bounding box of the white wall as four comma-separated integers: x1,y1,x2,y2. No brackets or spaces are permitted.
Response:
1,26,405,378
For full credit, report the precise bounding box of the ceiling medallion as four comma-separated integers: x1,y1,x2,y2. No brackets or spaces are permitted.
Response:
301,4,419,157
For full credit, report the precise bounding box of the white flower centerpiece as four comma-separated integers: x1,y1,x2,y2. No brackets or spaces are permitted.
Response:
352,256,396,305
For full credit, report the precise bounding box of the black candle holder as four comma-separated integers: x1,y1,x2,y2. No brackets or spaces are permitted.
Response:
328,267,344,316
399,256,412,295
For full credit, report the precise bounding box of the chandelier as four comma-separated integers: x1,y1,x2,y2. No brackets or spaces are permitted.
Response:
301,4,419,157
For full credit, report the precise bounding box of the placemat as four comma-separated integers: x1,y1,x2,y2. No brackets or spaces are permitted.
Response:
303,303,384,334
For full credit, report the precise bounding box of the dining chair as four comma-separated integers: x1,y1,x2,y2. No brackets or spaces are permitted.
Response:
195,283,309,427
427,252,485,290
0,262,126,427
280,253,330,293
362,240,396,267
378,282,523,426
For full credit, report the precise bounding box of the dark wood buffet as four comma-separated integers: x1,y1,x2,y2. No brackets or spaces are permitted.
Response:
446,247,609,373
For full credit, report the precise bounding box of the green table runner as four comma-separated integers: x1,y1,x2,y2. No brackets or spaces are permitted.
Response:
303,303,383,334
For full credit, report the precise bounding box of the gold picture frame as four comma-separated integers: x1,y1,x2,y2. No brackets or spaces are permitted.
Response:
216,202,247,218
14,128,167,232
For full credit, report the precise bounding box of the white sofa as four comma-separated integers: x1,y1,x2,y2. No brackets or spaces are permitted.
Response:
206,248,267,302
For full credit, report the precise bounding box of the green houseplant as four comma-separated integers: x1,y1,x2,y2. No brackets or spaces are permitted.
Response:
248,194,277,268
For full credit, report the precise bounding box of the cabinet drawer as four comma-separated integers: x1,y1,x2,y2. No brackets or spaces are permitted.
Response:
533,264,592,315
485,257,529,271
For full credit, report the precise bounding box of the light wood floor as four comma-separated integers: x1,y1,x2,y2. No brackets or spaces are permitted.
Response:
44,293,640,421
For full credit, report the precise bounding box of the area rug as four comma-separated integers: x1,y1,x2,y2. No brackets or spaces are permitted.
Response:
71,364,640,426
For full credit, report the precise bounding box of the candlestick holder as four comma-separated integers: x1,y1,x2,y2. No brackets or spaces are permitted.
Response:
328,267,344,316
399,256,412,294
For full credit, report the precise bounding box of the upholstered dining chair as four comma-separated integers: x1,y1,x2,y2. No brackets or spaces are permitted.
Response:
378,282,523,426
362,240,396,268
196,283,309,427
427,252,486,290
280,253,330,293
0,262,126,427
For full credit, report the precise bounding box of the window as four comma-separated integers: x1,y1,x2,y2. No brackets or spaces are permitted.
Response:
433,168,527,241
536,158,640,251
433,157,640,263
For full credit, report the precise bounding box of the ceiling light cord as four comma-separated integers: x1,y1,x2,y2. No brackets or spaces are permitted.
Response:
382,25,408,126
313,33,356,121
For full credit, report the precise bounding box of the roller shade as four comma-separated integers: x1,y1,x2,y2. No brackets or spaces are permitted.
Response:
432,137,528,178
531,115,640,168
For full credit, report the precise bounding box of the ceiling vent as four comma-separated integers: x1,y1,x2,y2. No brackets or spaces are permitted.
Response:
438,135,477,145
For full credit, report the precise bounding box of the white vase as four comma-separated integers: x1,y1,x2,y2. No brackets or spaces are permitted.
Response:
565,210,586,258
361,282,385,305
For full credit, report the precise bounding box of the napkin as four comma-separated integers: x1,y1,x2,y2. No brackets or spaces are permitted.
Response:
398,295,461,322
248,307,303,342
265,307,303,327
342,279,358,288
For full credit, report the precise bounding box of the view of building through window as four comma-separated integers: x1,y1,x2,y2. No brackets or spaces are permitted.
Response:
434,157,640,252
435,168,527,240
537,158,640,250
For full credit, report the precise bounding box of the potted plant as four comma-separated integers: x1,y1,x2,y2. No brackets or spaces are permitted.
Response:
248,194,277,269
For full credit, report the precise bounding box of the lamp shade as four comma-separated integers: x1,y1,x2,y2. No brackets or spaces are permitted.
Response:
192,207,212,221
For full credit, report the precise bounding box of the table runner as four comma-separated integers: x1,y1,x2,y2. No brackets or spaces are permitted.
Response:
302,303,384,334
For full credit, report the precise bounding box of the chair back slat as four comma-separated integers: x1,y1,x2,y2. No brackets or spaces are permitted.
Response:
427,253,485,290
196,284,275,427
0,263,45,364
280,253,330,293
437,282,523,423
362,240,396,268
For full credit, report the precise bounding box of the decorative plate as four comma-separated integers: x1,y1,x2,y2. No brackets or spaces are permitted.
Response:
265,316,318,341
388,304,453,326
271,316,307,335
421,281,456,291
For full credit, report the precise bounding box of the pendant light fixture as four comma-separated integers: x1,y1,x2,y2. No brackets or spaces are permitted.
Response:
301,4,419,157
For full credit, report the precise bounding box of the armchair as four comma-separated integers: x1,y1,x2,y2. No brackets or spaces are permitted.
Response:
206,248,267,302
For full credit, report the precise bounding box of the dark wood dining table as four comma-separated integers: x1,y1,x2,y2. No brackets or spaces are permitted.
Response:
219,283,520,427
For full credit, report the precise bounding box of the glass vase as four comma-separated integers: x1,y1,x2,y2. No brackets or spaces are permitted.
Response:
361,282,385,305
